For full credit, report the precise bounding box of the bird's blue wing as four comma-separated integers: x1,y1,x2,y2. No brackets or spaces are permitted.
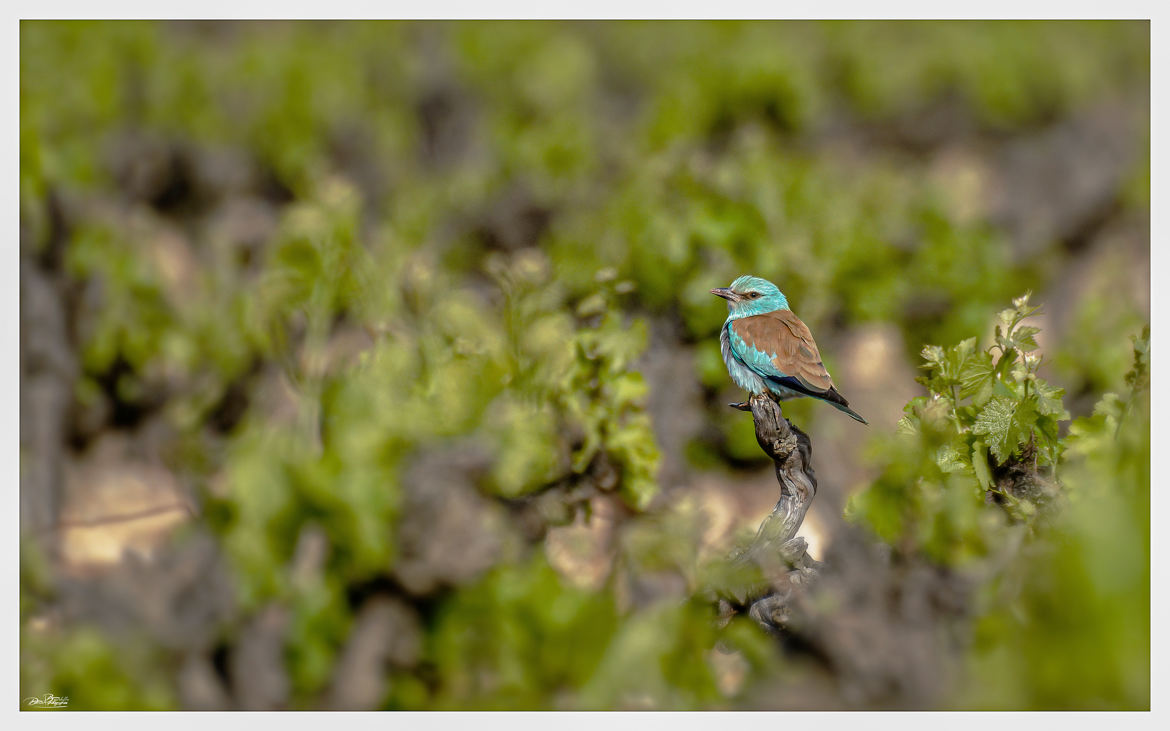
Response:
727,324,789,379
729,312,838,396
726,311,868,423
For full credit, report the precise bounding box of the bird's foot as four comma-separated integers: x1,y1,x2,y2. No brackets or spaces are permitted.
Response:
728,401,752,411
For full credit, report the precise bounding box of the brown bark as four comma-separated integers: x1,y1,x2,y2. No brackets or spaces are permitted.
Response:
721,394,821,633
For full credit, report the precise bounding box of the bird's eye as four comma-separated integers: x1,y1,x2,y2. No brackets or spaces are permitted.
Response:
748,292,761,299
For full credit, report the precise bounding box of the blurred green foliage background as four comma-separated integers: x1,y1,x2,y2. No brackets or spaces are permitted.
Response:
20,20,1148,710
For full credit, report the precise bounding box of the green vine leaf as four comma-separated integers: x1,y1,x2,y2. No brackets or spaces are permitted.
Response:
971,440,993,490
973,396,1036,461
959,350,996,405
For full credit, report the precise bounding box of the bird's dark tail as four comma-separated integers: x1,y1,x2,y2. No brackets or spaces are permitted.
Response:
765,375,869,425
829,400,869,425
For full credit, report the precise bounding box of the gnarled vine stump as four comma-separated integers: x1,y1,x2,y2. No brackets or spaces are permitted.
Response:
720,393,821,633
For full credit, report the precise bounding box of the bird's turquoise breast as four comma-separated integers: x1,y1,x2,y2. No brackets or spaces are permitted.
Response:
720,322,769,394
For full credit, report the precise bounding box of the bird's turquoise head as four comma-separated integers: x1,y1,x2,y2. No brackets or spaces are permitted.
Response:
711,275,790,318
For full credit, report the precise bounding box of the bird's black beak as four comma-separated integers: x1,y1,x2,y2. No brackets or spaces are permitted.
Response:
710,287,740,302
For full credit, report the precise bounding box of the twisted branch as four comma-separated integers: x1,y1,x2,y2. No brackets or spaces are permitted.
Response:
721,393,821,632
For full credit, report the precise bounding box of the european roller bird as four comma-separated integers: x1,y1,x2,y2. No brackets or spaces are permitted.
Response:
712,275,868,424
